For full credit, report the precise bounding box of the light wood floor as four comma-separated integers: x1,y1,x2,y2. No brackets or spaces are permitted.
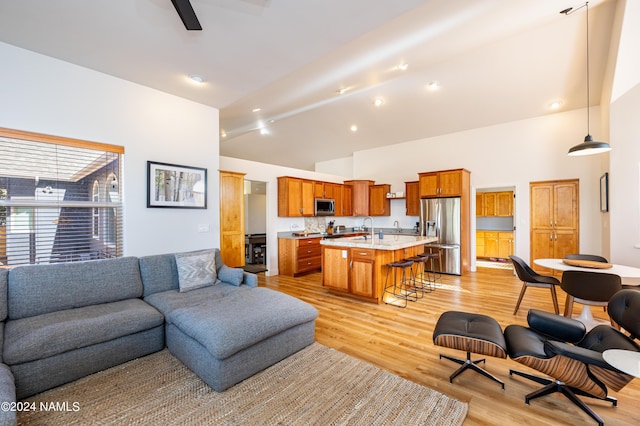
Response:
258,267,640,426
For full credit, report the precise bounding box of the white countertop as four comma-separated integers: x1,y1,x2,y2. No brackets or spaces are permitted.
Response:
320,235,437,250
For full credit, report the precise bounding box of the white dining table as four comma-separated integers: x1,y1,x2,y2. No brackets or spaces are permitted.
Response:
533,258,640,329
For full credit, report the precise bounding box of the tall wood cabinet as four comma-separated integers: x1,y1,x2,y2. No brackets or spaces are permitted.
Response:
219,170,246,267
530,179,579,274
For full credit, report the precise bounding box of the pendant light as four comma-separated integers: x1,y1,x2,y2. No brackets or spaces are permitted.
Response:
565,2,611,156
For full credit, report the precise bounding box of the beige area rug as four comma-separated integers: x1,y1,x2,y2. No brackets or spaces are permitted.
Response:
18,343,467,426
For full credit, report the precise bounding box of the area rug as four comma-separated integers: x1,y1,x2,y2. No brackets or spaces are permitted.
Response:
18,343,467,426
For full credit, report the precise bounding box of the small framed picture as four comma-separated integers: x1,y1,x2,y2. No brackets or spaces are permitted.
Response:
599,172,608,212
147,161,207,209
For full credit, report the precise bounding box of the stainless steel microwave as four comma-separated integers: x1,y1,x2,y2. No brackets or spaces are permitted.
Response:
314,198,335,216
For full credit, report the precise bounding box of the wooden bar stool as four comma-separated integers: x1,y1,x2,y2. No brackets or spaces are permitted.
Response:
383,260,417,308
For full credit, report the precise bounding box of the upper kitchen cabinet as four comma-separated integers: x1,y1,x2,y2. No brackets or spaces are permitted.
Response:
344,180,374,216
405,181,420,216
369,184,391,216
418,169,470,198
278,176,315,217
480,191,514,216
341,184,353,216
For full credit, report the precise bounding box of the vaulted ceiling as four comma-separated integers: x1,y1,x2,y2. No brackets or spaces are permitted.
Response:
0,0,616,170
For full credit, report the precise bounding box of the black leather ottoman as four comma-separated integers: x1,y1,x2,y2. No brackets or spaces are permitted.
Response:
433,311,507,389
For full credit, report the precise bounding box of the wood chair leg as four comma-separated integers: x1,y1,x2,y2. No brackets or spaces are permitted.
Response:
513,283,527,315
564,295,574,317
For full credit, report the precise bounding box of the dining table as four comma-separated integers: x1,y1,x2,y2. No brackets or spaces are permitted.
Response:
533,258,640,329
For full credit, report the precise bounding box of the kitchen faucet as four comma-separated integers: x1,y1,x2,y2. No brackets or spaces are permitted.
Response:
393,220,400,232
362,216,374,240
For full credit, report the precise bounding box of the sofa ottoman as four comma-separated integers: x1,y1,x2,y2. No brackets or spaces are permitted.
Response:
166,287,318,391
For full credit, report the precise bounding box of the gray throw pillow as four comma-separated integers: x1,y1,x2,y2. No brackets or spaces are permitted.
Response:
218,265,244,286
175,250,218,292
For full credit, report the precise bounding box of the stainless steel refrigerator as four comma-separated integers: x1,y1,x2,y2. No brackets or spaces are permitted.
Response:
419,197,461,275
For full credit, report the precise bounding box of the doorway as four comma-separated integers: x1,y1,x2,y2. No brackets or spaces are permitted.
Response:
476,186,515,270
244,180,267,273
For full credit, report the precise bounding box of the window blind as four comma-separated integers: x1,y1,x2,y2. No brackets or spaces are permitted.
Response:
0,128,123,267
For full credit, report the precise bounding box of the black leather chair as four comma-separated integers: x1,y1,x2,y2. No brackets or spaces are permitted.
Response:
504,289,640,425
561,270,622,325
510,256,560,315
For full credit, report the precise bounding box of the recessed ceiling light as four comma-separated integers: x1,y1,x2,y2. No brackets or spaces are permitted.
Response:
427,81,440,90
337,88,347,95
398,63,409,71
220,131,227,138
374,98,384,107
252,108,261,113
260,128,270,135
550,101,562,110
350,125,358,132
188,74,206,84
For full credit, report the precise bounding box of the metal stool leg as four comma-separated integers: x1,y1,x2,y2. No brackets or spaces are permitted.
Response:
384,260,417,308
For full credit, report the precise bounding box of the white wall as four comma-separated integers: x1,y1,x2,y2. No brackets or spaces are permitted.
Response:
0,42,220,257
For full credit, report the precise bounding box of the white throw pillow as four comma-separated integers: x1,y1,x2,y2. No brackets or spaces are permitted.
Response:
175,250,218,292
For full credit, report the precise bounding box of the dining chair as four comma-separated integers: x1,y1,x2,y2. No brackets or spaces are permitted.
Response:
509,256,560,315
503,289,640,426
561,270,622,328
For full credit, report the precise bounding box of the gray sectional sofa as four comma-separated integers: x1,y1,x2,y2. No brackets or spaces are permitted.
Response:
0,248,318,426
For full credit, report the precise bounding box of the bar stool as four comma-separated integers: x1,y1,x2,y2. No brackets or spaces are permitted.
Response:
426,250,443,287
405,255,432,295
383,260,417,308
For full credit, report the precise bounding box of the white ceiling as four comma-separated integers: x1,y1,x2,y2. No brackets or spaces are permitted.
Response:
0,0,615,170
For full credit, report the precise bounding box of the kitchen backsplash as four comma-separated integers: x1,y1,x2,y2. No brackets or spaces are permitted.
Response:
476,216,514,231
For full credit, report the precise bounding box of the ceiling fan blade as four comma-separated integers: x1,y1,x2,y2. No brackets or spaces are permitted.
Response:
171,0,202,30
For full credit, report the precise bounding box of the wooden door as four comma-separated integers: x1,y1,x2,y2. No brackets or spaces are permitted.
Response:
476,193,484,216
301,179,314,216
530,180,578,274
439,170,462,196
342,184,353,216
351,251,375,297
483,192,497,216
220,170,246,267
496,191,513,216
369,184,390,216
322,246,350,291
278,177,301,217
405,181,420,216
346,180,372,216
498,232,514,258
485,232,499,258
418,172,439,197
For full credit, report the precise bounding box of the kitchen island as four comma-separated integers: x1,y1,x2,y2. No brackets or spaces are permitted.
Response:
320,235,437,304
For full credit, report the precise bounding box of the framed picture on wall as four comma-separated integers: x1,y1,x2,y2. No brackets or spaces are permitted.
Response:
147,161,207,209
600,172,608,212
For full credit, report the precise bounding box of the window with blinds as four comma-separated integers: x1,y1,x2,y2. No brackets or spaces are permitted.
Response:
0,128,123,267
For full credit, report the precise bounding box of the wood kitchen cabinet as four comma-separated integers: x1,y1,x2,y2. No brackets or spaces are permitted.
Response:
322,245,395,303
530,179,579,274
405,181,420,216
496,191,514,216
477,191,514,217
419,169,469,198
278,237,322,276
498,231,514,259
341,184,353,216
344,180,374,216
369,184,391,216
477,231,513,259
476,231,485,257
277,176,314,217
